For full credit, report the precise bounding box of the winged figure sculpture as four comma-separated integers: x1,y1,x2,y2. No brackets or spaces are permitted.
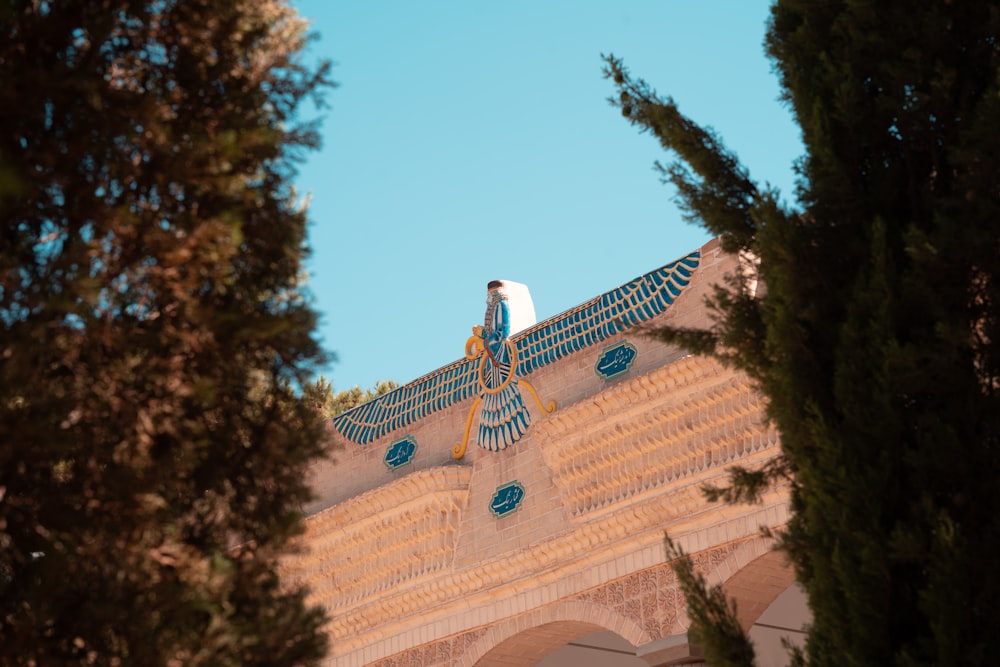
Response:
331,251,701,457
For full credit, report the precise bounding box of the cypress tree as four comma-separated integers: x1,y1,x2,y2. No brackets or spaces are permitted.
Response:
606,1,1000,664
0,1,333,664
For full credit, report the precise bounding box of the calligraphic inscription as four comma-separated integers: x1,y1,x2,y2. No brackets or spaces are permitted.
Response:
595,340,637,380
383,435,418,470
489,481,525,518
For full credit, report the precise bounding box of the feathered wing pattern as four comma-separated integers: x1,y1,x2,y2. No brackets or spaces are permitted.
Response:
477,382,530,451
332,251,700,447
515,252,700,376
331,356,479,445
472,254,699,451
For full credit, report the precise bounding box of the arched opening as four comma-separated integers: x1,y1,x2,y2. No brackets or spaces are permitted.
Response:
537,630,646,666
721,548,797,631
472,621,605,666
719,549,810,667
466,549,810,666
473,622,644,667
747,584,809,667
459,600,649,667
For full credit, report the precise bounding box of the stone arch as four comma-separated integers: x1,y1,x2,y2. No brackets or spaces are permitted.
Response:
703,540,807,667
625,540,801,667
456,600,649,667
711,541,797,632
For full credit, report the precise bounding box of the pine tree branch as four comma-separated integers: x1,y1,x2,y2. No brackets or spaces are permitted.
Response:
666,537,757,667
602,53,763,253
701,457,794,505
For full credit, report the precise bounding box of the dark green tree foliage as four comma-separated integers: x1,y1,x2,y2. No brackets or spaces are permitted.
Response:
665,539,758,667
0,1,333,664
606,1,1000,665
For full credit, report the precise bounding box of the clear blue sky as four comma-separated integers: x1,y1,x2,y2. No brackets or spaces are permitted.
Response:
291,1,803,392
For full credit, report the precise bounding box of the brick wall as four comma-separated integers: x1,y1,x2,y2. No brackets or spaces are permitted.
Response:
282,239,798,666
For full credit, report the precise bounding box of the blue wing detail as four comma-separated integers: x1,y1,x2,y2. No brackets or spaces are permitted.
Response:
331,251,700,446
331,357,479,445
515,251,699,376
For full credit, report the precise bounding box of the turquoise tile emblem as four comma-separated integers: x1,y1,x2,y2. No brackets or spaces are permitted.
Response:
383,435,417,470
489,481,525,518
595,340,637,380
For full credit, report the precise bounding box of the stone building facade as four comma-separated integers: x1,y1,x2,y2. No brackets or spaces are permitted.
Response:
283,239,806,666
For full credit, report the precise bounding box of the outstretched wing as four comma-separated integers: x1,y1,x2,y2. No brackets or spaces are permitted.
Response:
514,251,700,376
331,250,700,446
331,356,480,445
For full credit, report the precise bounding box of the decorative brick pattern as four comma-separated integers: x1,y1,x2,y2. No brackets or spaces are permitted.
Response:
369,628,486,667
284,239,800,666
541,355,777,519
296,351,786,662
573,542,741,643
282,467,470,635
366,542,749,667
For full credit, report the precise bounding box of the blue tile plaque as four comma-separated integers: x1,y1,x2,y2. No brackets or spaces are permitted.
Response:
489,481,525,518
595,340,637,380
383,435,417,470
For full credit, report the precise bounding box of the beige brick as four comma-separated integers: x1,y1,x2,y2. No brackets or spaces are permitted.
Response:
286,239,802,667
